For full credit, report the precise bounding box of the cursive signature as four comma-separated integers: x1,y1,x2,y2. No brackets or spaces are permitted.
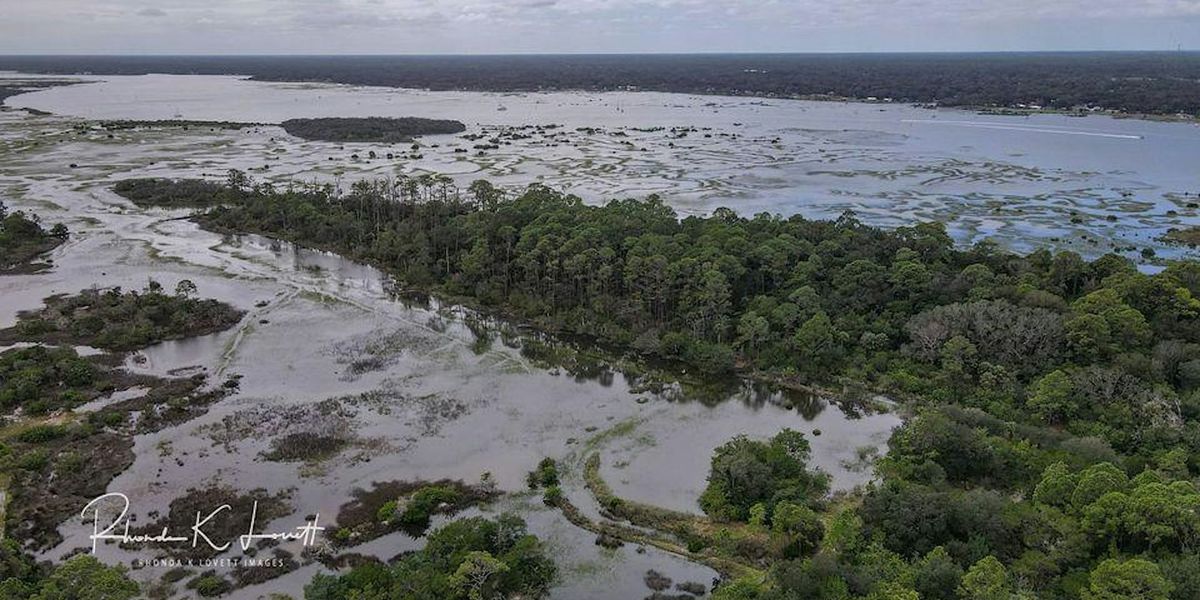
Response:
81,492,325,555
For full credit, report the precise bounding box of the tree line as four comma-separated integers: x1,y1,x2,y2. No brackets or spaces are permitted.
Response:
5,53,1200,115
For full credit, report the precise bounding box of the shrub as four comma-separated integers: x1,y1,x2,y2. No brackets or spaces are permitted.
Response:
376,500,398,523
16,424,68,444
399,486,462,525
527,458,560,489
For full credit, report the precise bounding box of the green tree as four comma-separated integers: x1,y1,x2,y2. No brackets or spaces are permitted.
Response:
958,556,1011,600
793,312,839,372
28,555,139,600
450,551,508,600
736,312,771,352
1072,463,1129,510
1085,558,1172,600
1027,369,1077,424
914,546,964,600
867,581,919,600
771,501,825,558
1033,462,1078,508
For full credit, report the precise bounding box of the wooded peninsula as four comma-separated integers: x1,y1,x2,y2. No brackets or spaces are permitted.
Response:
108,171,1200,599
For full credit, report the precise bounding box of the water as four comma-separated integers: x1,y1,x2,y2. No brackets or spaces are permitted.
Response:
6,72,1200,263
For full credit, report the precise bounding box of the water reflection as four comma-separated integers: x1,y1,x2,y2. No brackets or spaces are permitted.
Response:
233,231,884,422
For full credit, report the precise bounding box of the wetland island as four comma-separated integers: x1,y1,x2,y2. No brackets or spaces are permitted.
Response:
1,14,1200,600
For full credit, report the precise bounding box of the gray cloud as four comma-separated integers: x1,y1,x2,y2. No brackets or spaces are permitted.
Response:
1,0,1198,53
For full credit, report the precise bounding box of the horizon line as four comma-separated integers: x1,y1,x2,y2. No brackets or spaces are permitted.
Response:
1,49,1199,58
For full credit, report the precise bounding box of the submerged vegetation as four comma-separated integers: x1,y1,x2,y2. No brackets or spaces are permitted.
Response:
0,342,229,550
1161,226,1200,248
331,479,500,547
0,279,242,560
0,201,67,273
280,117,467,143
0,281,244,351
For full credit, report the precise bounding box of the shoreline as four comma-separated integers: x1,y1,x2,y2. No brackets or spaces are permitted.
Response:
1,71,1197,125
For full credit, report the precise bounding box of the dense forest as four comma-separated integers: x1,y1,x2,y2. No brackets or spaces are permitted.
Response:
116,173,1200,598
305,514,557,600
0,549,139,600
689,405,1200,599
4,53,1200,115
116,173,1200,463
280,117,467,143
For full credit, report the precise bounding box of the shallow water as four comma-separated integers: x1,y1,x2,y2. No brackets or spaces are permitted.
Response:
0,98,899,598
6,72,1200,263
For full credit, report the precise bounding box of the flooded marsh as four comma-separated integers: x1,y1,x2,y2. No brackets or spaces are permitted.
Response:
5,71,1197,598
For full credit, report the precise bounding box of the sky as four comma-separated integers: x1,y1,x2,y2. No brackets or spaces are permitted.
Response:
1,0,1199,54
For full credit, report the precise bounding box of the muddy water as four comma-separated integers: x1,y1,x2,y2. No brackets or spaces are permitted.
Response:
0,103,900,599
6,72,1200,264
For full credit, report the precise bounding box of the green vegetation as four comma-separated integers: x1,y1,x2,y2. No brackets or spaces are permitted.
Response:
701,405,1197,599
332,480,499,547
280,117,467,143
699,429,830,522
1161,226,1200,247
115,172,1200,599
0,201,67,273
0,345,103,414
581,452,770,572
0,544,139,600
305,514,556,600
119,175,1200,449
111,178,227,209
396,485,464,526
0,281,244,351
527,457,560,489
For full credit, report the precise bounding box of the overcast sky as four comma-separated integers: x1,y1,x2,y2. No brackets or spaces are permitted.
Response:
2,0,1198,54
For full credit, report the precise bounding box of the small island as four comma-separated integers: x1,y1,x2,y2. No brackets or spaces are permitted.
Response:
0,281,245,352
0,203,69,274
280,117,467,143
1162,225,1200,247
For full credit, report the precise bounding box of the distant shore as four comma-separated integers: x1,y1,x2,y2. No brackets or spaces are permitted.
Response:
1,53,1199,119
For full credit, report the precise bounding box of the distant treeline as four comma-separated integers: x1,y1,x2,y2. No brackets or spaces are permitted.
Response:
280,117,466,143
3,53,1200,115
